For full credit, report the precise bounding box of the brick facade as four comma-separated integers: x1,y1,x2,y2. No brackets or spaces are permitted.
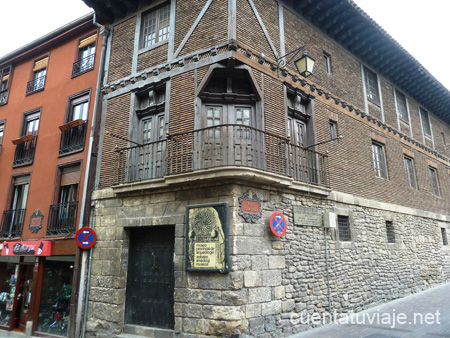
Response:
83,0,450,337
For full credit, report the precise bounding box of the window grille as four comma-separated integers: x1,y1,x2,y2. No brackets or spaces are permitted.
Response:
338,215,351,241
441,228,448,246
386,221,395,243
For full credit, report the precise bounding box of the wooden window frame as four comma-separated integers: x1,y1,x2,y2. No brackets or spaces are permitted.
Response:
141,3,171,49
429,166,440,196
395,89,409,124
372,141,388,179
419,107,432,138
403,156,417,190
363,67,380,105
323,51,331,74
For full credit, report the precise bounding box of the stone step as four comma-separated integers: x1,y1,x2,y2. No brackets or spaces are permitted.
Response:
121,325,181,338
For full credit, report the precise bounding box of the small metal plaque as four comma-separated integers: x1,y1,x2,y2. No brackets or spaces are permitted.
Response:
238,190,262,223
29,209,44,233
293,206,322,227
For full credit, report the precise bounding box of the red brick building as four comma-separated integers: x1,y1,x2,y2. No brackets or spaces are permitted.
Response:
0,14,103,337
81,0,450,337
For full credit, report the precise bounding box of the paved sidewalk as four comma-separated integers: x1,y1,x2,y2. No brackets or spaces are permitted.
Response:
290,281,450,338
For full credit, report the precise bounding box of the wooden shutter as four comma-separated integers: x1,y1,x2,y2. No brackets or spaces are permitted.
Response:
33,57,49,72
78,34,97,49
2,74,9,82
61,165,81,186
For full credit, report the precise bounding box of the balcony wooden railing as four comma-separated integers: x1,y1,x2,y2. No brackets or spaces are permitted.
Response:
0,209,26,238
47,201,78,236
13,135,38,166
115,124,329,187
72,54,95,76
59,120,88,155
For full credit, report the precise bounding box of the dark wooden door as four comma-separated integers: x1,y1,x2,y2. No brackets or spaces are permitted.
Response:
125,226,174,329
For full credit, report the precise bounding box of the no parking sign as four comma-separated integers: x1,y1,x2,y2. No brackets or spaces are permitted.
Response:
75,227,97,249
269,212,287,237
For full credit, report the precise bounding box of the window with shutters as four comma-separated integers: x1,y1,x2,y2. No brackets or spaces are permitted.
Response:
141,3,170,49
72,33,97,76
12,110,40,166
26,56,48,95
59,91,90,155
395,89,409,124
0,175,30,238
47,164,81,235
0,66,11,105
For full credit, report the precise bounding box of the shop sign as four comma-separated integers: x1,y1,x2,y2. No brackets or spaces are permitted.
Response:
269,212,287,237
238,190,262,223
1,241,52,256
186,203,229,273
29,209,44,233
75,227,97,249
293,206,322,227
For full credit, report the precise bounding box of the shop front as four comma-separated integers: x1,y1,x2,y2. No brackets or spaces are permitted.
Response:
0,241,75,337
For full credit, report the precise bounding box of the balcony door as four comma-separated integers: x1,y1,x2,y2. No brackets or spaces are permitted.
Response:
1,176,29,238
201,103,256,169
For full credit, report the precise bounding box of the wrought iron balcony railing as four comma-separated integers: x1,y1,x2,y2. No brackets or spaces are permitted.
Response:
47,201,78,236
59,120,88,155
26,75,46,94
0,209,26,238
0,90,8,105
115,124,329,188
72,54,95,76
13,135,38,166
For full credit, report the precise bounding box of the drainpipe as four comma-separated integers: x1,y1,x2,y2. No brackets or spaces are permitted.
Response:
323,219,332,314
75,14,110,338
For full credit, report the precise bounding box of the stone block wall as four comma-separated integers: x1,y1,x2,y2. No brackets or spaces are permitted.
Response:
86,183,450,337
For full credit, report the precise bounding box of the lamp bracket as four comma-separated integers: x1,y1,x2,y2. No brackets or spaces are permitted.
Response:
276,45,306,77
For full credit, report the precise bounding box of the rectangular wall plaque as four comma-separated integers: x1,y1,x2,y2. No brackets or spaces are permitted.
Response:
186,203,229,273
293,206,322,227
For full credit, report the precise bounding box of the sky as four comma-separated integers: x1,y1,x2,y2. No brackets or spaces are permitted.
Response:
1,0,449,91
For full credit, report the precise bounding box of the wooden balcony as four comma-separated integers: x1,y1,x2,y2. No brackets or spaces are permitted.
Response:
115,124,329,189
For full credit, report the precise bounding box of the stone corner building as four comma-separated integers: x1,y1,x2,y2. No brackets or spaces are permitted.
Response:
82,0,450,337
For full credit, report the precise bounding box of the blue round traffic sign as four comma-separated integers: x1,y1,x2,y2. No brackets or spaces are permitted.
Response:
269,212,287,237
76,227,97,249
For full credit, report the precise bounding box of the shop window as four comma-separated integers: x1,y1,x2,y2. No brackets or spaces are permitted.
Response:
372,141,387,179
0,258,20,326
386,221,395,243
0,66,11,105
26,57,48,95
37,257,74,334
141,3,170,49
12,111,40,166
47,165,80,236
429,166,440,196
403,156,417,189
363,66,380,105
0,175,30,238
59,92,90,155
72,33,97,76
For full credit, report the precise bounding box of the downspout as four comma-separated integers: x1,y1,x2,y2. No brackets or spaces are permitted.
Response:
75,14,110,338
324,224,332,314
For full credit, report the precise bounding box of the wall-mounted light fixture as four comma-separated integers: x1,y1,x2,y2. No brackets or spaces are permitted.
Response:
276,45,316,78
